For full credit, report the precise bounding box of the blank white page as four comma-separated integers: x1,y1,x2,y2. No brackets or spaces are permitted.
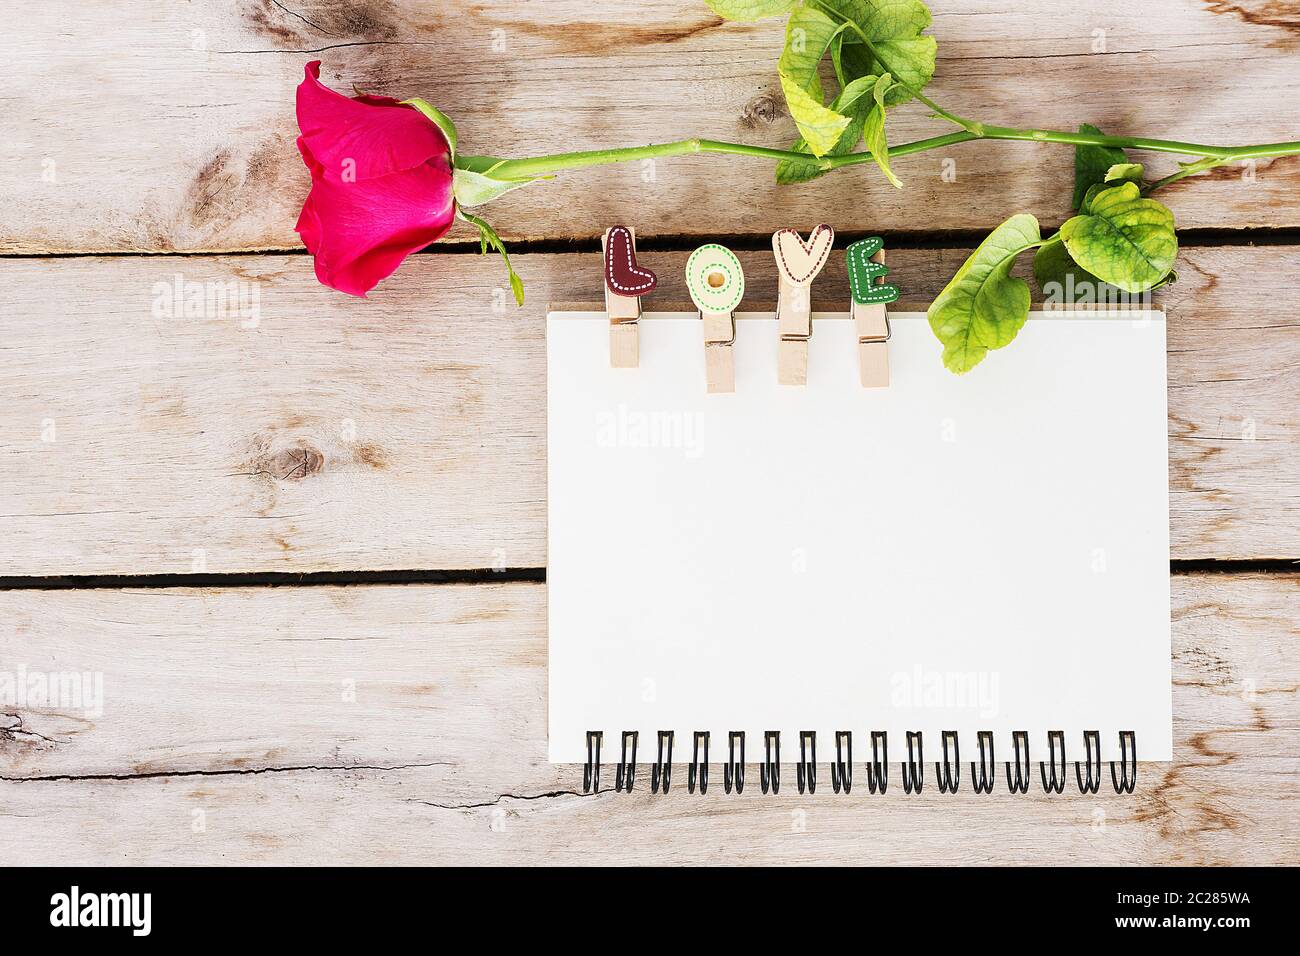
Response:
547,310,1171,762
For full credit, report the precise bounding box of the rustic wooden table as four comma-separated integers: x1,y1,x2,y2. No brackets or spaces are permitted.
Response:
1,1,1296,866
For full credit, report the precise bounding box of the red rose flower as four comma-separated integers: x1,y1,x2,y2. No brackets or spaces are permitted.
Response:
294,61,455,297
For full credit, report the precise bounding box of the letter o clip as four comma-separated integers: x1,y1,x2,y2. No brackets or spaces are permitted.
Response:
685,244,743,393
685,244,744,316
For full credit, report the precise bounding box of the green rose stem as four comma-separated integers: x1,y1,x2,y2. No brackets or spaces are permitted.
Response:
449,0,1300,366
460,0,1300,187
460,128,1300,185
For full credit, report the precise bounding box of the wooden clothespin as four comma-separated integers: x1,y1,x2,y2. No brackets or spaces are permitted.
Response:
685,244,744,394
845,236,901,388
603,225,657,367
772,224,834,385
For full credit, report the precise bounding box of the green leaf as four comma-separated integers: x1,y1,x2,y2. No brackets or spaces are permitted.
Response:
779,6,846,88
830,30,849,87
1032,234,1118,304
775,69,889,185
819,0,930,39
775,83,873,184
457,209,524,306
834,72,883,111
403,98,457,159
773,1,933,178
775,73,880,184
452,167,544,208
1072,123,1127,210
1105,162,1144,184
927,213,1042,374
779,73,851,158
704,0,798,20
861,73,902,188
822,0,935,104
866,37,935,103
1078,182,1108,215
1059,182,1178,292
777,6,851,157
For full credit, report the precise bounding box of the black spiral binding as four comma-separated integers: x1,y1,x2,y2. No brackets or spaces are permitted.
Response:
902,731,924,794
972,730,996,794
1075,730,1102,794
797,731,817,794
1040,730,1067,794
830,730,852,794
866,731,888,794
1006,730,1031,794
651,730,674,794
582,729,1139,795
615,730,638,793
689,731,709,794
724,730,745,794
936,730,960,793
583,730,602,794
1112,730,1137,794
761,731,781,794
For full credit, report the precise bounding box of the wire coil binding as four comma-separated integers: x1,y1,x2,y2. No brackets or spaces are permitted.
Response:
651,730,674,794
830,730,852,794
580,730,1139,795
761,731,781,794
1112,730,1137,794
689,730,709,794
724,730,745,794
902,731,924,794
583,730,602,794
615,730,638,793
972,730,996,794
1076,730,1102,795
1041,730,1067,794
866,730,888,794
936,730,960,793
797,731,817,794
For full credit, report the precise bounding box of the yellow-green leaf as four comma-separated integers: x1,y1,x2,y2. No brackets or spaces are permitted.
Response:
819,0,931,38
1104,162,1144,184
1032,234,1115,304
777,6,851,157
779,74,851,157
704,0,798,20
774,75,877,184
1060,182,1177,292
861,73,901,188
927,214,1041,374
779,5,845,88
822,0,935,104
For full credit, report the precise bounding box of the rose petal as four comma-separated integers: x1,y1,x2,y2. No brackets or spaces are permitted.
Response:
295,135,325,181
299,156,456,297
294,191,323,255
296,61,450,184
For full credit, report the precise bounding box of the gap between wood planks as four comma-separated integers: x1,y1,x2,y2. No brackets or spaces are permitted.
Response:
0,561,1293,591
2,228,1300,260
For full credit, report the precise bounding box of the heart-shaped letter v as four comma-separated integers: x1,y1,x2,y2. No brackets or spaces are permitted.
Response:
772,224,835,286
604,225,658,296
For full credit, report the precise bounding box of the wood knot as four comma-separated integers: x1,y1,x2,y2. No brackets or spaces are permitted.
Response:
740,92,786,129
267,444,325,481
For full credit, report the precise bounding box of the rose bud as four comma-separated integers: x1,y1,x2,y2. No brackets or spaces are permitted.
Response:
294,61,456,297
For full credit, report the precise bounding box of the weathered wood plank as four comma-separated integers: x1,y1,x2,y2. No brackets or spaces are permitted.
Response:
0,246,1295,574
0,574,1295,865
3,1,1299,252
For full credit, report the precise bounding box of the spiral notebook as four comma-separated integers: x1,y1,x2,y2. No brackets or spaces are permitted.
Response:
547,307,1172,790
